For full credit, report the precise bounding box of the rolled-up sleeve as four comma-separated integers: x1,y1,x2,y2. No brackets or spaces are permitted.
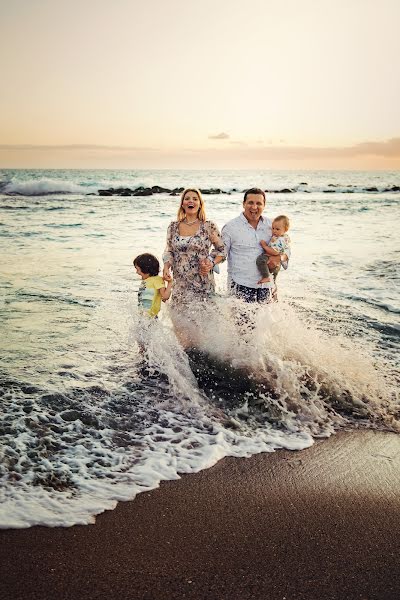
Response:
221,223,231,258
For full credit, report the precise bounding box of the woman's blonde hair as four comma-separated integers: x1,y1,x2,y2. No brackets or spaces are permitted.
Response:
177,188,206,222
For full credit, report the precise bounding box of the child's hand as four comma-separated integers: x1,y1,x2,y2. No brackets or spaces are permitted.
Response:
162,264,171,280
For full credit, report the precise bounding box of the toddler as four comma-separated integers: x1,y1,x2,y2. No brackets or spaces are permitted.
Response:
256,215,291,284
133,253,172,317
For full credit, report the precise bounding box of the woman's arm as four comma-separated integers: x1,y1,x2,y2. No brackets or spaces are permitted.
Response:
199,222,226,275
162,223,175,279
208,221,226,262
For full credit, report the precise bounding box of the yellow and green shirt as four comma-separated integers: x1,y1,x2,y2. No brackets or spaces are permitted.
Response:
138,275,165,317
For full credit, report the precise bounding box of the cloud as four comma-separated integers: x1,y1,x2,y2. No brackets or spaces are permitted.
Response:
1,138,399,169
352,138,400,157
203,137,400,159
208,132,230,140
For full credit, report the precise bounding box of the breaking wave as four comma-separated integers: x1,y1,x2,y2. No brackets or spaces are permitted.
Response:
0,299,398,529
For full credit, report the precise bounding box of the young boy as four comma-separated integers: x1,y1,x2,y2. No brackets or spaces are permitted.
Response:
256,215,291,284
133,253,172,317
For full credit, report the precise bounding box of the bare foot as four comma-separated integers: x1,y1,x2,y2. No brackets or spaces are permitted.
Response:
257,277,271,284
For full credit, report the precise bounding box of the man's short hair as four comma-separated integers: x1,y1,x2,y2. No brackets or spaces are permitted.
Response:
133,253,160,276
243,188,266,203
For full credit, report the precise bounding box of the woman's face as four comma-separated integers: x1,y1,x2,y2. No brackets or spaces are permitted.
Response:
181,191,201,218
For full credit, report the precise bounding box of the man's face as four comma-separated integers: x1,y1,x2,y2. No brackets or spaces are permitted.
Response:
243,193,265,222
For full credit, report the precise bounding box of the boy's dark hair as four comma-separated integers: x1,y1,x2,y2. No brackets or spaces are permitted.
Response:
243,188,266,203
133,253,160,276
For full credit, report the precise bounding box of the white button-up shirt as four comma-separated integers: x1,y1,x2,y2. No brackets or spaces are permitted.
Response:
222,213,273,289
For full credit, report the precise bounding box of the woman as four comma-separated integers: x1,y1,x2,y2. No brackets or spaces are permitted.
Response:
163,188,226,346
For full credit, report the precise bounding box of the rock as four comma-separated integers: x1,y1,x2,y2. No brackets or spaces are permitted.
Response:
98,190,113,196
114,187,134,194
132,187,153,196
300,182,308,185
170,187,184,196
365,187,378,192
200,188,222,195
323,190,336,193
151,186,172,193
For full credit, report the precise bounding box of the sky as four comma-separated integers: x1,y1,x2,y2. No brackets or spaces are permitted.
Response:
0,0,399,169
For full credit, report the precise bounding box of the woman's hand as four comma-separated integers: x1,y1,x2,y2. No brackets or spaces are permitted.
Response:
199,258,213,276
163,263,171,280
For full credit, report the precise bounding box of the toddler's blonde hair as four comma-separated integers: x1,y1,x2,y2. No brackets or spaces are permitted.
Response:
273,215,290,231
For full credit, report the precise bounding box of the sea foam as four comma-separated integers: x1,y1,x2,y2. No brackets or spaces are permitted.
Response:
1,296,397,529
2,178,84,196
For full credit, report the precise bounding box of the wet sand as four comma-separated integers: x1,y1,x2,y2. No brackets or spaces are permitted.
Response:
1,430,399,600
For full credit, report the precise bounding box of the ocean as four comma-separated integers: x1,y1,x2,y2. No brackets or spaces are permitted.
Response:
0,169,399,528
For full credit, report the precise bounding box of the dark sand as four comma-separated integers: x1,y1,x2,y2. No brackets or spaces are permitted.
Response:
1,430,399,600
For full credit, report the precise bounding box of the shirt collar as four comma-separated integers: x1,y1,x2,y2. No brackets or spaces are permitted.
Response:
240,212,265,226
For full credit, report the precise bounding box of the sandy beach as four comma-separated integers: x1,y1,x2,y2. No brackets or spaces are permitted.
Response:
1,430,399,600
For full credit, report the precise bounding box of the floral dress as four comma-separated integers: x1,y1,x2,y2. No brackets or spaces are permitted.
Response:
163,220,226,307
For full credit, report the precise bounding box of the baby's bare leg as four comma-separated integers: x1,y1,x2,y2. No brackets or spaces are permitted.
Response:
256,253,271,283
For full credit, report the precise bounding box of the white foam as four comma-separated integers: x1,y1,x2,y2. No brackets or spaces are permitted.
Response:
4,178,84,196
0,293,397,530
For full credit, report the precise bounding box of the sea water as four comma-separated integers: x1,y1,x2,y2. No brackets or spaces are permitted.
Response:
0,169,399,528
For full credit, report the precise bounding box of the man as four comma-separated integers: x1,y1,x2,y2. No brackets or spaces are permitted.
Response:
221,188,288,303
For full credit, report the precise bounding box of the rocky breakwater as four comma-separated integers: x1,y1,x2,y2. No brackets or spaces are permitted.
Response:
96,184,400,197
97,186,233,197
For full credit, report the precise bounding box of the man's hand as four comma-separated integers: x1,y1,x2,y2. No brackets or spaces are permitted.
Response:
267,255,281,270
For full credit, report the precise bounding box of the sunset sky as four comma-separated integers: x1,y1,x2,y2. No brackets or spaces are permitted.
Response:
1,0,399,169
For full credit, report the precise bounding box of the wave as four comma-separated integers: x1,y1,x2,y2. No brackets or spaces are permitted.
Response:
0,299,398,529
1,178,84,196
15,289,96,308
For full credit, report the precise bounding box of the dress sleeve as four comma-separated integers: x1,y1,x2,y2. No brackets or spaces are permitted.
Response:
162,222,175,265
208,221,226,262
